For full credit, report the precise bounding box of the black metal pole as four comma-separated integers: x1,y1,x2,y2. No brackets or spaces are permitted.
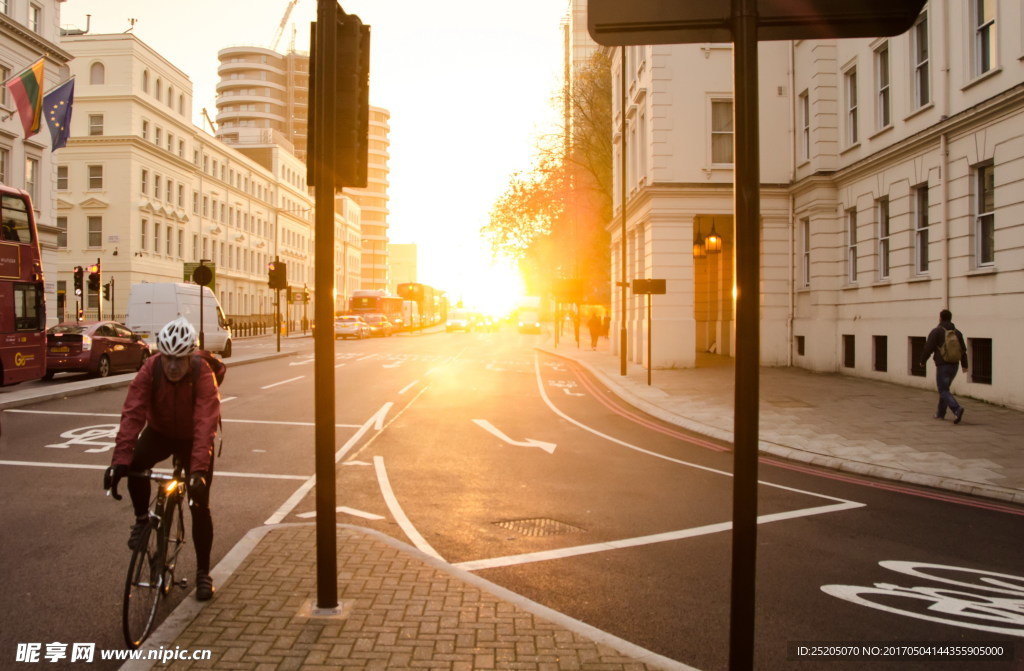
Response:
729,0,761,668
312,0,338,610
198,262,206,351
647,293,652,386
619,45,628,376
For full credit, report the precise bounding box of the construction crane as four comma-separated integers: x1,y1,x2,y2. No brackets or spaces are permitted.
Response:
202,108,217,134
270,0,300,52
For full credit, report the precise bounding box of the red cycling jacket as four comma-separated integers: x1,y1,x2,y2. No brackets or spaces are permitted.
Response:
112,353,221,472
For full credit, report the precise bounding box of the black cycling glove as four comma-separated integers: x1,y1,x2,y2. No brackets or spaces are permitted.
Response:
104,464,128,500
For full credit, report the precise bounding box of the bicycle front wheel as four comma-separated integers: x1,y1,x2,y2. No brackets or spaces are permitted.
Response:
160,494,187,595
123,522,161,648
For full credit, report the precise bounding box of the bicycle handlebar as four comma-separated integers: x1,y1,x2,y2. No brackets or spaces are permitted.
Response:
105,468,178,501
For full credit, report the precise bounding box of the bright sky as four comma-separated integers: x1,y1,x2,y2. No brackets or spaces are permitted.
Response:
61,0,567,313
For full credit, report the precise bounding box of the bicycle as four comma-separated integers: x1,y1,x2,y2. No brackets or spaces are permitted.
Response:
108,458,189,648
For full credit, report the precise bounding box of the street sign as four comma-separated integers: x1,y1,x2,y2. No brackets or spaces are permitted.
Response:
631,279,666,295
184,262,216,291
588,0,928,45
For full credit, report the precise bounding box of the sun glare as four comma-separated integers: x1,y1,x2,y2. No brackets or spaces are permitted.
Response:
443,260,525,318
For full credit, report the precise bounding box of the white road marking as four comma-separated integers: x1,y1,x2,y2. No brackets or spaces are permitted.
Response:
260,376,305,389
264,402,392,524
374,455,443,560
374,403,393,430
294,506,385,520
3,409,359,428
221,396,238,403
398,380,418,395
471,419,557,454
455,501,864,572
0,460,308,480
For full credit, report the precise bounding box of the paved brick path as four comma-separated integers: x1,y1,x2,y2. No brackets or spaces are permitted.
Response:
135,525,688,671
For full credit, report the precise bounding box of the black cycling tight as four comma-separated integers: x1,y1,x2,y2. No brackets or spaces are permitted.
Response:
127,427,214,574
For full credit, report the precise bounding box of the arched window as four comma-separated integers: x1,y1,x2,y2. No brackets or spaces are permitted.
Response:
142,70,149,92
155,78,162,99
167,85,173,106
89,62,105,85
179,94,185,115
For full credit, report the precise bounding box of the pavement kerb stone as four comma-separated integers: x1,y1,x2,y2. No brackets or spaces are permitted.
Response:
123,523,698,671
0,349,296,411
537,346,1024,506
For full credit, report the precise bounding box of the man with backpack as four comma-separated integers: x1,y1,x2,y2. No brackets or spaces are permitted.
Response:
103,317,224,601
919,309,968,424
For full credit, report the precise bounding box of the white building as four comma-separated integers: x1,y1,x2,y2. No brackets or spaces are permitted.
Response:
602,1,1024,409
1,0,73,325
56,33,356,325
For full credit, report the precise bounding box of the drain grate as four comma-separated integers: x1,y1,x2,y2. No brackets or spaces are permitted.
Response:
493,518,586,537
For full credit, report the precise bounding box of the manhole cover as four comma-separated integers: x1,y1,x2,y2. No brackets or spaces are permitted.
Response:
493,518,585,537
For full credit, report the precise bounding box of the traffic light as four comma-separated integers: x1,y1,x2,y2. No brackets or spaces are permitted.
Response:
335,15,370,188
268,260,287,290
73,266,84,296
102,282,111,301
86,262,101,292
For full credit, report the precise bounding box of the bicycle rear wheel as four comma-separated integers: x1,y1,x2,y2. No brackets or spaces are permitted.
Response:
123,521,161,648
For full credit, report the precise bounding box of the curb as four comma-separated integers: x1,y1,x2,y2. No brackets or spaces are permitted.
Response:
537,346,1024,506
0,350,296,411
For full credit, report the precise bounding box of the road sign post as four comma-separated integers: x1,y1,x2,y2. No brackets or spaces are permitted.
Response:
631,279,666,386
588,1,926,667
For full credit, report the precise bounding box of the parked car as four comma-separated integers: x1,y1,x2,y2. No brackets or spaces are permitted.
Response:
334,315,370,340
45,321,150,379
362,313,394,337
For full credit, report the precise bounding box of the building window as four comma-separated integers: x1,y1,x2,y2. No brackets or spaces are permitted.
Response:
166,226,172,256
56,165,68,190
89,62,105,85
873,335,888,372
88,165,104,190
846,208,858,283
29,4,41,32
798,91,810,161
142,70,148,93
178,184,185,207
844,66,858,145
970,338,992,385
155,127,161,146
165,178,172,202
877,197,890,280
795,335,805,357
154,175,161,198
192,191,199,214
975,163,995,266
141,169,148,195
25,157,39,200
56,216,67,248
874,42,890,129
914,184,929,274
140,219,147,251
800,218,810,287
0,147,8,183
909,336,927,377
843,334,855,368
711,100,733,164
88,114,103,136
973,0,996,77
142,120,149,140
177,229,184,259
87,216,102,247
912,11,930,108
154,222,161,253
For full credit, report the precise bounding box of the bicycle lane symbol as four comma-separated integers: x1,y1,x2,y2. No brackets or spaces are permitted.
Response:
821,560,1024,637
46,424,120,454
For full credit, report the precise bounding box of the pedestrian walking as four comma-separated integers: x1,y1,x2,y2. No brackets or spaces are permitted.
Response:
587,312,602,350
919,309,968,424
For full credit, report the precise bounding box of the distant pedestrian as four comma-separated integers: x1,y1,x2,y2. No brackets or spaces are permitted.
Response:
587,313,602,350
919,309,968,424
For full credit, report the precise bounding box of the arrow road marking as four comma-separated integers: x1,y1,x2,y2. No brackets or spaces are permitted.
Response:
471,419,556,454
295,506,385,520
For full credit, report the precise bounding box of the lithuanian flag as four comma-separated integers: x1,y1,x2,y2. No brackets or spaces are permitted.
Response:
5,58,45,139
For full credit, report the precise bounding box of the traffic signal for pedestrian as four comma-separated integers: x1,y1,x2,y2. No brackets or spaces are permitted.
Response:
268,260,287,290
73,266,84,296
86,262,101,292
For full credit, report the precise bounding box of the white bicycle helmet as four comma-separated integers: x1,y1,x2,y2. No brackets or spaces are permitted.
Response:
155,317,197,357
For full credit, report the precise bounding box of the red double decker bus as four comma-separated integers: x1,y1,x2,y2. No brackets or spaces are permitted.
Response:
0,185,46,386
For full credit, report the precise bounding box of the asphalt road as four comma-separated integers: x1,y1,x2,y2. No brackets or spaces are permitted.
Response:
1,328,1022,670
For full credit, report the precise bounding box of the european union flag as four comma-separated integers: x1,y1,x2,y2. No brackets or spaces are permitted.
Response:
43,78,74,151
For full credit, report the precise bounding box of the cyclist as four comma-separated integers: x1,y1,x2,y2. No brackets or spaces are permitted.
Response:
103,317,221,601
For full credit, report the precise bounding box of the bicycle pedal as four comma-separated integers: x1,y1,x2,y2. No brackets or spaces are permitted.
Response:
177,578,189,588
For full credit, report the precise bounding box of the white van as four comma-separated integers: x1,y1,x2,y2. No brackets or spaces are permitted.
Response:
126,283,233,357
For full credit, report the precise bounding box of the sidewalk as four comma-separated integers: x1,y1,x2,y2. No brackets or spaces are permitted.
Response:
540,339,1024,506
